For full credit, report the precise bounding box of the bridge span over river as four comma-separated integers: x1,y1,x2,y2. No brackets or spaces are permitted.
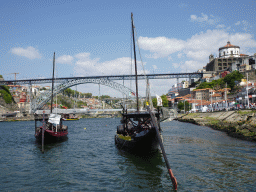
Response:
0,73,203,113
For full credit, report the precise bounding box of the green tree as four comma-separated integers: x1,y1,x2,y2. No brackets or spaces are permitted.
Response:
223,70,243,90
77,100,87,108
99,95,111,100
152,94,169,108
177,100,190,112
196,71,243,91
0,85,13,104
63,88,73,97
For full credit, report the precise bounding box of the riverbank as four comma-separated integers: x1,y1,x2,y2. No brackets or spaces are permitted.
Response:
176,110,256,142
0,116,35,122
0,112,121,122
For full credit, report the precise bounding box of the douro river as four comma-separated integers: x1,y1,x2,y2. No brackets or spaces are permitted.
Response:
1,118,255,191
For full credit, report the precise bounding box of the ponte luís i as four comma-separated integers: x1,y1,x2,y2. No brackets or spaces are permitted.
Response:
0,73,203,113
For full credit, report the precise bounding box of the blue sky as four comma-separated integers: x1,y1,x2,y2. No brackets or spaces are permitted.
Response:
1,0,256,96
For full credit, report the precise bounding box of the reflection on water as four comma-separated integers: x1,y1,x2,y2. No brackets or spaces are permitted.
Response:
117,150,165,191
162,120,256,192
0,119,255,191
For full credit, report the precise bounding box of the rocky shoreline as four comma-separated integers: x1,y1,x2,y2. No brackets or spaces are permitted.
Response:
176,110,256,142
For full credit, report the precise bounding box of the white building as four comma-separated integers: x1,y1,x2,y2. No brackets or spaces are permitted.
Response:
219,41,240,58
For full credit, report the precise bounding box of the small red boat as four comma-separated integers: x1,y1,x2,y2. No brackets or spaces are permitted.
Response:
34,53,68,144
35,113,68,143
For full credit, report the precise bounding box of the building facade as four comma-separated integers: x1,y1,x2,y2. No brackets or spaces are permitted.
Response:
205,41,255,73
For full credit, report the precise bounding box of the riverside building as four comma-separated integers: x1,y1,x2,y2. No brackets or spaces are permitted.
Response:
206,41,255,72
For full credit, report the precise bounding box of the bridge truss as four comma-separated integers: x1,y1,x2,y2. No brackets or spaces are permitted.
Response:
0,73,203,113
30,78,137,113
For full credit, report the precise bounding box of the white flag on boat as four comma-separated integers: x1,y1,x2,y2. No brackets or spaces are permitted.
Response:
48,113,61,125
156,94,162,106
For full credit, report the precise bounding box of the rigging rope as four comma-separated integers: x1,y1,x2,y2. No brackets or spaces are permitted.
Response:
133,21,154,110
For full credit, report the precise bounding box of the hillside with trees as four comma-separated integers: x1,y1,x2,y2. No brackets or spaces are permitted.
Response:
196,71,244,91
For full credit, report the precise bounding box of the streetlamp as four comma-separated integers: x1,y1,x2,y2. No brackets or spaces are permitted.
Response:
211,88,213,112
247,73,249,108
184,99,185,114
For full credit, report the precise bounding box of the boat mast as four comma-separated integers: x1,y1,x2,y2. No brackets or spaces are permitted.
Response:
50,52,55,114
131,13,139,112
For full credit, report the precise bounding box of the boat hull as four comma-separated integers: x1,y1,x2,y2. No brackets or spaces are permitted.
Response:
35,127,68,144
115,128,159,154
63,118,79,121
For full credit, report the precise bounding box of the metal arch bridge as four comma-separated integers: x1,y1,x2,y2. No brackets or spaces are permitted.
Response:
0,73,203,113
30,78,138,113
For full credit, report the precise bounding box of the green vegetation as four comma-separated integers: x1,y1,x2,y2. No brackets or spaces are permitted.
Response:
0,75,3,78
196,71,244,91
63,88,80,98
81,93,92,98
0,85,13,104
63,88,93,98
237,110,255,115
223,70,244,90
58,96,72,108
76,100,87,108
152,94,169,108
177,100,191,111
99,95,111,100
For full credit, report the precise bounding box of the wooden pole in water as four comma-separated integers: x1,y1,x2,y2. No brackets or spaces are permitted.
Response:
42,111,45,153
148,107,178,190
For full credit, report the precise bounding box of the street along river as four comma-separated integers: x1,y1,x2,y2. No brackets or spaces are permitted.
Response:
1,118,255,191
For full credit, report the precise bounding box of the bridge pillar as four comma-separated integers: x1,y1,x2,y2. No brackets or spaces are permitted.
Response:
177,78,179,91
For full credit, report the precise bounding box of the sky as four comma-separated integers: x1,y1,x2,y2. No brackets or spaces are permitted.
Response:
1,0,256,97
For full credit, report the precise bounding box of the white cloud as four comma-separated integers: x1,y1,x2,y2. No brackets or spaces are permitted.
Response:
139,36,186,58
152,65,158,70
168,56,172,61
74,52,148,76
235,21,241,25
172,63,180,69
190,13,217,25
72,53,152,97
216,24,226,28
241,20,251,31
177,53,183,58
56,55,74,64
11,46,41,59
138,29,256,72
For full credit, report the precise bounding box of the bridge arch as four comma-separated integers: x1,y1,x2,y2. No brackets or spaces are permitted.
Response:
31,78,136,113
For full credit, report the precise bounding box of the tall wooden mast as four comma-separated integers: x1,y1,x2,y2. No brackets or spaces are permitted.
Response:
50,52,55,114
131,13,139,112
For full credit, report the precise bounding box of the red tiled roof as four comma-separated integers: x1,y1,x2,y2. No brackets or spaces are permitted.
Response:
213,93,221,97
224,41,235,47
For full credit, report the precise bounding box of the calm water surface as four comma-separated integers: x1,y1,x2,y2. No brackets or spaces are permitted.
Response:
0,119,255,191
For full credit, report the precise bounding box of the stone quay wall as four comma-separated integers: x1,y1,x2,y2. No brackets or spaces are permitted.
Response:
176,110,256,142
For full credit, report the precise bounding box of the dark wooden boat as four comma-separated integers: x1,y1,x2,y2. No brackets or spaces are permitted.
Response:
34,52,68,143
115,13,161,154
115,111,161,153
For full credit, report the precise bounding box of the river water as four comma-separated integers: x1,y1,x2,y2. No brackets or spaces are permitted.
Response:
0,118,255,191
